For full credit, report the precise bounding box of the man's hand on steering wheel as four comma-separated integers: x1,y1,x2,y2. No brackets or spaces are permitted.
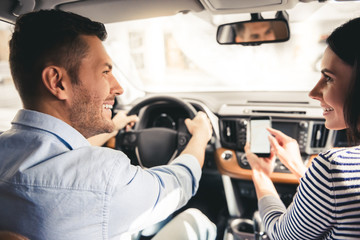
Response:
185,111,213,143
182,111,213,168
112,110,139,132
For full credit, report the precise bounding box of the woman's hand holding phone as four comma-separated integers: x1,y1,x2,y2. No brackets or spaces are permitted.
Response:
267,127,307,179
244,142,276,177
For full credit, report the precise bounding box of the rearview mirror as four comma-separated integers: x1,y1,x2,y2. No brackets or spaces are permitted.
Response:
217,19,290,45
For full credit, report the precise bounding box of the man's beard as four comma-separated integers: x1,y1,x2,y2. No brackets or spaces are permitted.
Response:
69,86,115,138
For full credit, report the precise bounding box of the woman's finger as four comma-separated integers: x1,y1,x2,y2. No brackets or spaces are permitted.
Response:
268,135,281,153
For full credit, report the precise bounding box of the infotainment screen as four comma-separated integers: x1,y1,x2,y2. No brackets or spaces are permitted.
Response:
272,121,299,139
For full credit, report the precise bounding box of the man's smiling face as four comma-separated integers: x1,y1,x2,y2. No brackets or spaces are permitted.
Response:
69,35,124,138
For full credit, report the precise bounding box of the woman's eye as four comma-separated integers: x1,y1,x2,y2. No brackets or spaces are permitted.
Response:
325,75,333,82
322,72,333,83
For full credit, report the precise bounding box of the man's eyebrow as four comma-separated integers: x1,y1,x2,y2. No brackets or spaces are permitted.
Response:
266,26,273,33
105,63,113,70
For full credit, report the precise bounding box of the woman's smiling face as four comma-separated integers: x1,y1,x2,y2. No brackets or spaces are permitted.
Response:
309,46,353,130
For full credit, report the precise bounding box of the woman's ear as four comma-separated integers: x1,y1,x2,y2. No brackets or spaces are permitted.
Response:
41,66,70,100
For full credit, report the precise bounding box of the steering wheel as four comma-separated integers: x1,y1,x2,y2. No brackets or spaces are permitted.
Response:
116,96,197,168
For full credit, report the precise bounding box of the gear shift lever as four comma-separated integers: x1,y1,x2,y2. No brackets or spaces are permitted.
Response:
253,210,266,240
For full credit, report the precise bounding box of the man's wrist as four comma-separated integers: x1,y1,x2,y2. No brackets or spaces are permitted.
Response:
190,134,209,149
109,130,119,138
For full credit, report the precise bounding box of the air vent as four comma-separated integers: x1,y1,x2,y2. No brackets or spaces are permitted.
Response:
247,101,309,105
221,119,237,144
311,123,329,148
251,110,306,115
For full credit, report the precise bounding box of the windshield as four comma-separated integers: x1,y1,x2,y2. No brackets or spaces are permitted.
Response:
104,1,360,93
1,1,360,131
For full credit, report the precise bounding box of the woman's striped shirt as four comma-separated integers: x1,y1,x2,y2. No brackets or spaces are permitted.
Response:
259,146,360,240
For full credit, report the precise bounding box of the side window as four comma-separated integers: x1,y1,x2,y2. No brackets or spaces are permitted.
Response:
0,21,21,131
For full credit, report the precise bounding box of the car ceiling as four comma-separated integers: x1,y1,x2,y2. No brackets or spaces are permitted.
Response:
0,0,318,24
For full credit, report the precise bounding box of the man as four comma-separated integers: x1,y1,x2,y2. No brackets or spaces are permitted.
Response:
235,21,276,43
0,10,214,239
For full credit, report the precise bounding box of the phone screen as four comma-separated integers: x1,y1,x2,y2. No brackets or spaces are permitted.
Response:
250,117,271,157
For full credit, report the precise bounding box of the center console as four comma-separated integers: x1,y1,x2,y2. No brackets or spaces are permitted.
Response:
216,114,338,239
219,117,334,173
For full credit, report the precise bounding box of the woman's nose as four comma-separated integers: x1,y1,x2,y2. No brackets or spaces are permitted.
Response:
308,80,322,101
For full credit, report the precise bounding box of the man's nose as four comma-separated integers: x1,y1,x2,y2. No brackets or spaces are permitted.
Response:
110,76,124,96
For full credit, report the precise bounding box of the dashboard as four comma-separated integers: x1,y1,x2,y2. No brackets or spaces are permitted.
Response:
143,104,189,131
113,92,349,218
121,92,346,182
119,92,346,181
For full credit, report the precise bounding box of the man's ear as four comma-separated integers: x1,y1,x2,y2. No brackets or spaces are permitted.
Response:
41,66,70,100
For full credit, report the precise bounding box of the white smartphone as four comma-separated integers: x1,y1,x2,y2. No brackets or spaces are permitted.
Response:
250,117,271,157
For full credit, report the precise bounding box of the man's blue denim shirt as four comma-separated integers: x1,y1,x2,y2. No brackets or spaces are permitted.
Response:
0,109,201,240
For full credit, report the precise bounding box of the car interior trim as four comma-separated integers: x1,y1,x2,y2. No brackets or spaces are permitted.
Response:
215,148,316,184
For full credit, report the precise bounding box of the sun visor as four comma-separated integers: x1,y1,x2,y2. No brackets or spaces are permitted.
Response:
58,0,204,23
199,0,298,14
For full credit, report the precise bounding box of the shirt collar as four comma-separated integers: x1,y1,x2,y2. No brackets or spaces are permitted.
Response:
11,109,90,150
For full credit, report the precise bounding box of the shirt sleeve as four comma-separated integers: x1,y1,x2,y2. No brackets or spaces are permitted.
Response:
259,153,335,240
107,152,202,235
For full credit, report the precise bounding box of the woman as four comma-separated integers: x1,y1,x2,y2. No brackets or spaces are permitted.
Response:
245,17,360,239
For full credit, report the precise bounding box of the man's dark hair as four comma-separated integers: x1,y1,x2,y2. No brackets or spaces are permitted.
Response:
327,17,360,144
234,22,245,38
9,9,107,107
